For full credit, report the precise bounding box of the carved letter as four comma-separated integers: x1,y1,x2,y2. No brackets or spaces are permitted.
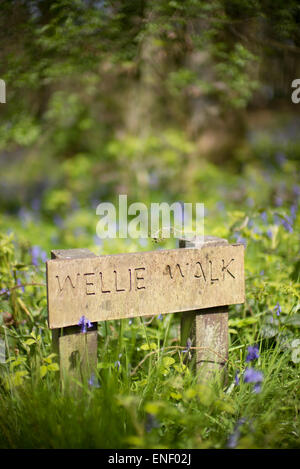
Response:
56,273,80,293
194,261,206,281
84,273,95,295
209,260,219,284
222,259,235,280
135,267,146,290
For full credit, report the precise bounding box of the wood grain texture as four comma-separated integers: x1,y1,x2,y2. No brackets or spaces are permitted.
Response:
179,237,233,382
50,249,98,383
47,242,245,328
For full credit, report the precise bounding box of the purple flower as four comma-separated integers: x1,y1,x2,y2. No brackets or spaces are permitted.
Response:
259,270,264,276
31,245,47,266
290,204,297,221
253,383,262,394
235,372,240,385
227,418,246,449
261,211,267,223
157,314,163,321
233,233,247,247
17,278,25,293
88,373,100,388
114,353,122,370
182,338,192,353
293,185,300,199
243,368,263,390
246,345,259,362
145,413,160,433
78,315,93,333
274,302,281,317
281,219,293,233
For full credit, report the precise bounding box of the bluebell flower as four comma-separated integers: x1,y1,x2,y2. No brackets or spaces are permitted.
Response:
227,418,246,449
53,215,63,228
274,302,281,317
253,383,262,394
259,270,264,276
293,185,300,199
246,345,259,362
233,233,247,247
31,245,41,266
128,318,133,326
243,368,263,392
31,198,41,212
281,218,293,233
235,372,240,385
182,338,192,353
17,278,25,293
31,245,47,266
114,353,122,370
261,211,267,223
88,373,100,388
157,314,163,321
78,315,93,333
290,204,297,222
145,413,160,433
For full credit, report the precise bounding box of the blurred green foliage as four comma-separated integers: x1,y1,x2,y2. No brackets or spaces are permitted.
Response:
0,0,299,449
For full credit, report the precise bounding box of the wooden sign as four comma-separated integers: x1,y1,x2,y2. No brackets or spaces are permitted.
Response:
47,243,244,329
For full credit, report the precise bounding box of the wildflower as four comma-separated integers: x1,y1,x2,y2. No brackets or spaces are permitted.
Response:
31,245,47,266
182,338,192,353
293,184,300,199
227,418,246,449
88,373,100,388
234,372,240,385
246,345,259,362
261,211,267,223
266,229,272,239
157,314,163,321
78,315,93,333
145,413,160,433
128,318,133,326
233,233,247,247
243,368,263,393
114,353,122,370
281,218,293,233
259,270,264,276
290,204,297,221
274,302,281,317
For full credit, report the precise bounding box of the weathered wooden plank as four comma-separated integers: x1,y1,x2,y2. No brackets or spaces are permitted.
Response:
47,242,244,329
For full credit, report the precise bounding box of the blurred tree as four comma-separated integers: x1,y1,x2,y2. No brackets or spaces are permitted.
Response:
0,0,300,206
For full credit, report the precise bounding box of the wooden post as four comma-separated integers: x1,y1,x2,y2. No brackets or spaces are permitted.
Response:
179,236,229,382
51,249,98,385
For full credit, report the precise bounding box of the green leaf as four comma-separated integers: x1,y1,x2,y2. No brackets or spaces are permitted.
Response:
162,356,175,367
40,365,48,378
47,363,59,372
